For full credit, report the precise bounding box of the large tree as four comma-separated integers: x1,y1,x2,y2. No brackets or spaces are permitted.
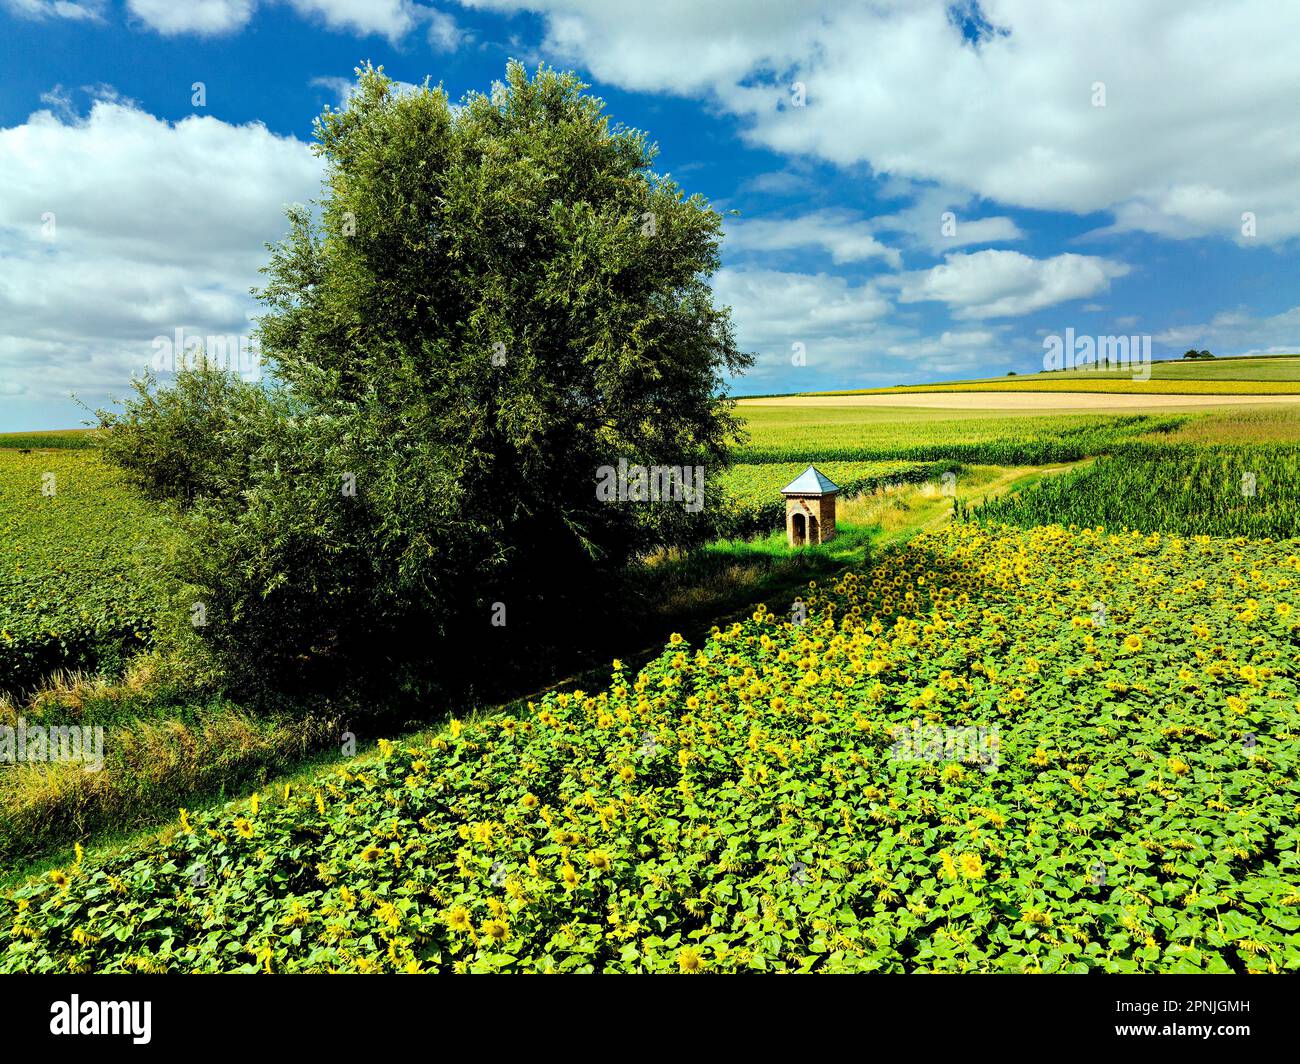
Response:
105,62,751,699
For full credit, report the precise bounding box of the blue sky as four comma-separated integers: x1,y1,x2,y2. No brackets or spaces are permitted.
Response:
2,0,1299,430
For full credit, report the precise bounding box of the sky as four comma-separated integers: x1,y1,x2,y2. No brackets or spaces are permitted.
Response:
1,0,1299,430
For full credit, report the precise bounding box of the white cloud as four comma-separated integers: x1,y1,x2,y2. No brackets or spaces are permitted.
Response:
125,0,453,41
286,0,417,39
871,181,1024,252
2,0,104,20
427,6,463,50
725,210,901,268
0,97,321,405
465,0,1300,243
713,268,891,347
1155,306,1300,353
126,0,254,35
712,266,1008,383
885,250,1130,319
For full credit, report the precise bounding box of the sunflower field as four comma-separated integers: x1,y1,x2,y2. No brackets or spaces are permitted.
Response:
5,520,1297,973
0,450,171,693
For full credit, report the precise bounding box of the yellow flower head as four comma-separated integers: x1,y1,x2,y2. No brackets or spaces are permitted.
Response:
481,919,509,943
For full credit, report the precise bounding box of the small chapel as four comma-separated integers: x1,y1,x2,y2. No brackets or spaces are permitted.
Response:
780,465,839,547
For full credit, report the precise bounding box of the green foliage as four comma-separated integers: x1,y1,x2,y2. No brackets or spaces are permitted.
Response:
96,61,749,699
972,444,1300,538
6,523,1297,973
0,451,170,693
95,366,271,506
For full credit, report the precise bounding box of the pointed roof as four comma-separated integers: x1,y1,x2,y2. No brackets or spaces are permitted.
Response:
780,465,839,495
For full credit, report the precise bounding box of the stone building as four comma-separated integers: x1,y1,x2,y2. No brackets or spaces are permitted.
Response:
780,465,838,547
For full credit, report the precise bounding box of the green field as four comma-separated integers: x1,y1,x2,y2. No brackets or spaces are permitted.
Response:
972,443,1300,538
0,430,97,450
734,407,1186,464
5,400,1300,973
765,353,1300,397
1042,355,1300,382
0,449,171,693
5,520,1296,973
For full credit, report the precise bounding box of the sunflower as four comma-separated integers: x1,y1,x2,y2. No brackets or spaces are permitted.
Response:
676,947,704,973
233,817,254,839
445,906,472,933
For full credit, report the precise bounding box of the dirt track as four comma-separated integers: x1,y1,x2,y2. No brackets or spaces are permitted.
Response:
739,392,1300,411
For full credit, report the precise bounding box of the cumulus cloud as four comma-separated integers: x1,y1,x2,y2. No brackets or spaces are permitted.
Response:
725,210,901,269
1155,306,1300,353
464,0,1300,243
125,0,459,41
711,266,1008,385
126,0,254,36
885,250,1130,319
0,94,320,407
713,268,891,345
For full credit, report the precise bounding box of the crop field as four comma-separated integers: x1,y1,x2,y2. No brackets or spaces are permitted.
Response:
734,407,1185,464
0,430,97,450
808,378,1300,397
4,400,1300,975
0,449,170,693
4,521,1296,973
973,444,1300,539
1039,355,1300,383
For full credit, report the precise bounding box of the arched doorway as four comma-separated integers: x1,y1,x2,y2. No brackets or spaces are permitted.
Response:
808,515,819,544
791,512,806,546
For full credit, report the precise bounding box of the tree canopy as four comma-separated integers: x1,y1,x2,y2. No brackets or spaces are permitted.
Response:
101,61,751,699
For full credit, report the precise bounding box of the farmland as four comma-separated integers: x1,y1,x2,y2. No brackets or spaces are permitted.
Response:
4,400,1300,973
783,353,1300,398
733,407,1184,464
4,520,1296,973
973,444,1300,538
0,449,171,693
